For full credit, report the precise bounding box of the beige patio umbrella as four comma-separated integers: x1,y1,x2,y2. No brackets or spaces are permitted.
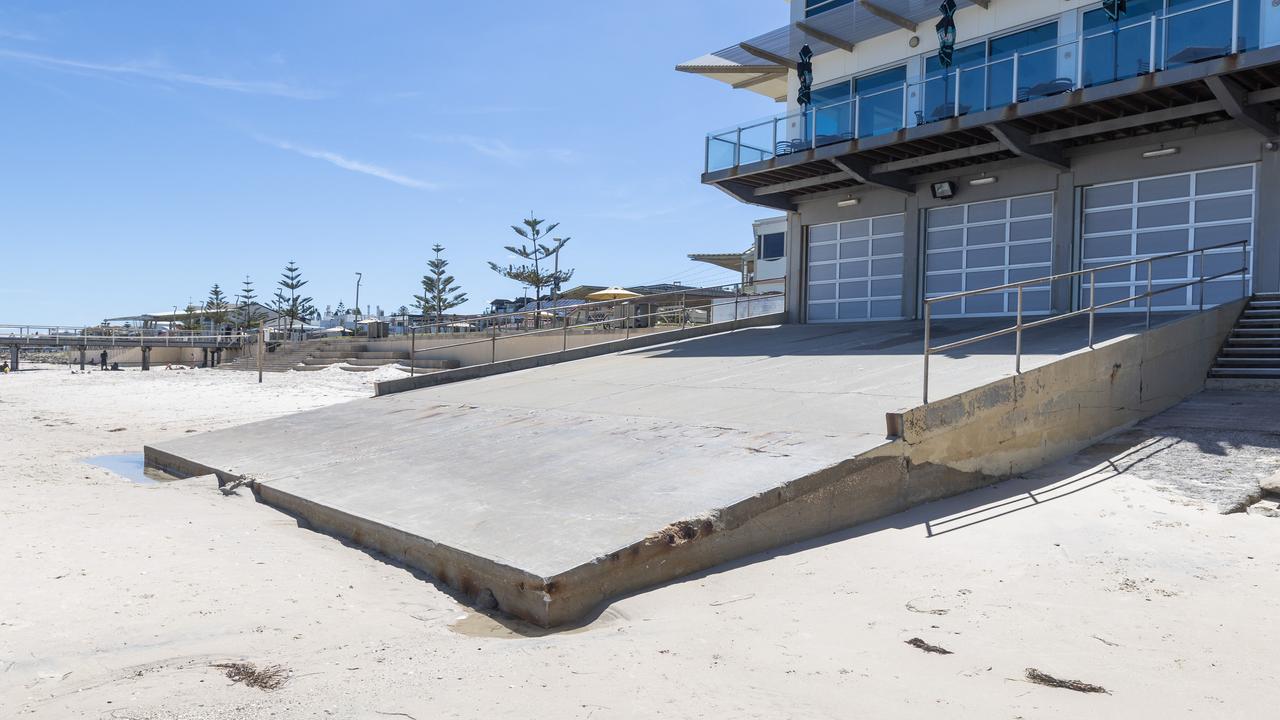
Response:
585,286,641,301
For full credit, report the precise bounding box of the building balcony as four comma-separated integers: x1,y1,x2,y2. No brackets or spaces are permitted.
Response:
706,0,1275,177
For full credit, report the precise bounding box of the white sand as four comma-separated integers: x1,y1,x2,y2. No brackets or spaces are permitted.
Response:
2,364,1277,718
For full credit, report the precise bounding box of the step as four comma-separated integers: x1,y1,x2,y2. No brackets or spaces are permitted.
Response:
338,365,379,373
1215,357,1280,366
1220,347,1280,355
1210,367,1280,378
1237,319,1280,326
350,351,410,360
344,358,403,366
1230,328,1280,335
1249,300,1280,309
301,357,342,366
1242,309,1280,317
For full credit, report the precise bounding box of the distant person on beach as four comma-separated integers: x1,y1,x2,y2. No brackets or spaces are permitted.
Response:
1,361,9,374
100,350,108,369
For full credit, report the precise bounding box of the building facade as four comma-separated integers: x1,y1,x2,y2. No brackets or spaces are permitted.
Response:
680,0,1280,323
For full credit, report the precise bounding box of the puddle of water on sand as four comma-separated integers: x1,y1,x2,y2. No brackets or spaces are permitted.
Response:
84,453,179,486
448,607,624,639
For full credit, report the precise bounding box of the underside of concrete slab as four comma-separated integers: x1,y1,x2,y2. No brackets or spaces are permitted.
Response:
144,309,1240,626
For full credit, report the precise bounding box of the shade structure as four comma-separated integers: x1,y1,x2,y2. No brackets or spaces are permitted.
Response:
585,286,642,301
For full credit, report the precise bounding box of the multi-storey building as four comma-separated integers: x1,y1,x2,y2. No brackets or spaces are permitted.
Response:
680,0,1280,323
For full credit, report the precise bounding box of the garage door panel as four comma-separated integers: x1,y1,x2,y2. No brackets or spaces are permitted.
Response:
925,191,1054,317
839,240,868,258
1081,164,1255,313
807,212,905,322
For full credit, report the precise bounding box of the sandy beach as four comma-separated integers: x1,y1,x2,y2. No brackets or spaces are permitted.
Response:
2,364,1278,719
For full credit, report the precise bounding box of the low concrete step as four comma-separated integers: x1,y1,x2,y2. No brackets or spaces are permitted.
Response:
1215,357,1280,366
399,358,462,370
1221,347,1280,355
1237,319,1280,326
344,358,403,366
301,357,342,366
1211,368,1280,378
338,365,379,372
351,351,411,360
1242,309,1280,317
1231,328,1280,335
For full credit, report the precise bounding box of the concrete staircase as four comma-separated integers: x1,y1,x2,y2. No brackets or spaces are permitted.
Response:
1210,293,1280,381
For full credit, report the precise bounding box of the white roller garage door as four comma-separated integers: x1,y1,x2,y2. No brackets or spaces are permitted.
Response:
924,193,1055,317
806,213,905,322
1081,165,1254,311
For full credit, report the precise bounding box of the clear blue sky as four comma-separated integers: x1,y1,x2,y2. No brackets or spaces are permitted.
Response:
0,0,783,324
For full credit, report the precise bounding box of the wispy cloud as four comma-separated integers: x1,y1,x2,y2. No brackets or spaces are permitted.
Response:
0,29,40,42
0,48,324,99
256,136,438,190
422,133,580,166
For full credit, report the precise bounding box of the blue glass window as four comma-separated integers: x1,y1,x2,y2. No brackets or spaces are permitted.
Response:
810,80,853,145
923,43,987,122
758,233,786,260
988,23,1058,104
854,66,907,138
1082,0,1162,86
805,0,856,18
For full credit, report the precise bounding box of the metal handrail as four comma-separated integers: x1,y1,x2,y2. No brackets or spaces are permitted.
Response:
921,240,1249,403
405,280,755,334
403,286,786,376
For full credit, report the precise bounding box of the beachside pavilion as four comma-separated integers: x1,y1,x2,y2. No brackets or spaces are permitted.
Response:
681,0,1280,324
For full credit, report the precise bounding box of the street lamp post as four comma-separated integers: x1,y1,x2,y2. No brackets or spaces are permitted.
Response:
354,272,363,334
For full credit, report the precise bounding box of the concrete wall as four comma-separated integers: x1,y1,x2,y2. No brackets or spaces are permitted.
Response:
882,298,1246,478
789,126,1280,319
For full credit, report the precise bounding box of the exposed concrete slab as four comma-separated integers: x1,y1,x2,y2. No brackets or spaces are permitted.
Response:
144,313,1211,626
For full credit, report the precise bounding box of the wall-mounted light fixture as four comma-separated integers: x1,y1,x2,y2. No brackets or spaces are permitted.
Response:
1264,140,1279,152
969,176,997,186
836,197,861,208
1142,147,1180,159
930,180,956,199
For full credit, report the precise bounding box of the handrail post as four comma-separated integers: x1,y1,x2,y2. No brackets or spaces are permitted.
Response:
490,321,497,364
1015,286,1024,374
1242,241,1249,299
1150,17,1159,70
1088,269,1097,348
1012,51,1020,103
922,301,932,405
735,127,742,166
410,326,416,378
681,292,688,329
1199,248,1206,312
1152,260,1162,327
1231,0,1240,54
562,313,569,352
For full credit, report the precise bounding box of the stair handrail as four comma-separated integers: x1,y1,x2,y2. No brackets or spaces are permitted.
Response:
922,239,1249,403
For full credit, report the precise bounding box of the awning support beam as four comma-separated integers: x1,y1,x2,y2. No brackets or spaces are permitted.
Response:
794,21,855,53
833,155,914,194
717,180,795,211
859,0,917,33
738,42,799,70
985,122,1069,171
1205,75,1279,138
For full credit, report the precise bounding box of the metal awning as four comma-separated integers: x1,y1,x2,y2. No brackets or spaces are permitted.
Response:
679,1,992,98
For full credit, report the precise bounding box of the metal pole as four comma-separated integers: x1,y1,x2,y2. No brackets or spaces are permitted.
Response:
562,313,569,352
1150,18,1159,70
410,326,416,378
1015,286,1024,374
922,302,932,404
257,323,264,384
490,321,497,364
681,292,688,329
1011,51,1020,103
625,302,631,340
1088,270,1097,348
1199,248,1206,312
1152,262,1162,330
1231,0,1240,54
735,127,742,166
1242,242,1249,299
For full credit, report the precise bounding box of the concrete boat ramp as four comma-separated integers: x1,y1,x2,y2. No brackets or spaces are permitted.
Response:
145,307,1240,626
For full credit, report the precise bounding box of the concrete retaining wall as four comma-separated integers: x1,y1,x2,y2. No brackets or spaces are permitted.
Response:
881,299,1246,478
